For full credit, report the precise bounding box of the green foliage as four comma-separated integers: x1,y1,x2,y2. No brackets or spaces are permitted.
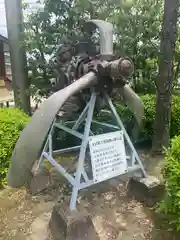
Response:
115,94,156,140
0,108,29,187
96,94,155,141
50,94,158,149
112,0,163,93
123,94,180,140
134,94,155,140
171,96,180,137
160,136,180,231
24,0,180,99
97,94,180,142
52,94,180,149
173,25,180,88
24,0,165,98
51,94,180,148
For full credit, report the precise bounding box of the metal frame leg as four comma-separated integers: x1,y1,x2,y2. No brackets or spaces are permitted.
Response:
69,91,97,210
72,102,90,130
37,90,147,212
104,93,147,178
36,118,56,171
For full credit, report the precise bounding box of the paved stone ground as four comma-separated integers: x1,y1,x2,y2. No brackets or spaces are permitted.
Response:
0,152,179,240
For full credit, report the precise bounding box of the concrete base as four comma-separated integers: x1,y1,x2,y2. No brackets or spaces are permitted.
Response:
128,175,165,207
49,203,99,240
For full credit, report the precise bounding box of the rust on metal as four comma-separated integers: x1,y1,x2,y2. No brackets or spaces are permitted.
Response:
7,20,144,189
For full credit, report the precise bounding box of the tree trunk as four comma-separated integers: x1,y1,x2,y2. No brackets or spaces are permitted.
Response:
5,0,31,115
152,0,180,154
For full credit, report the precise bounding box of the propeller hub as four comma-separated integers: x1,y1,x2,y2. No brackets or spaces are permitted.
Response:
118,58,134,79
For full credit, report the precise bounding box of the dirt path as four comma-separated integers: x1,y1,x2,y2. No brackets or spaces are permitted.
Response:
0,152,179,240
0,188,53,240
0,178,179,240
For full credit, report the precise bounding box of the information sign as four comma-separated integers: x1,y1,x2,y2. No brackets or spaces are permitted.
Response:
89,131,127,183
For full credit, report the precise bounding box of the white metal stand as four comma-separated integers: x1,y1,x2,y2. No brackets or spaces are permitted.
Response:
36,91,147,211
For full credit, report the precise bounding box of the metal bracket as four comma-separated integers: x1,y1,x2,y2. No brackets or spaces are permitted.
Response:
37,91,147,211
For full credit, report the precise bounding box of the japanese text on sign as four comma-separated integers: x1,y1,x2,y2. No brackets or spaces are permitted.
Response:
89,131,127,183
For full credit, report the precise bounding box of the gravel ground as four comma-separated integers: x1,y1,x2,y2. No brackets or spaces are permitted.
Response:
0,152,179,240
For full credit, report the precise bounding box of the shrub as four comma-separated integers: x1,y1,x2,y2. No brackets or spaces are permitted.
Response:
171,96,180,137
53,94,180,148
0,108,29,187
96,94,156,141
97,94,180,142
160,136,180,230
139,94,180,139
140,94,156,139
29,93,180,152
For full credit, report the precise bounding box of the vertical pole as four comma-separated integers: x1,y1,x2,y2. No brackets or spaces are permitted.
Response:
70,91,97,211
5,0,31,115
6,101,9,108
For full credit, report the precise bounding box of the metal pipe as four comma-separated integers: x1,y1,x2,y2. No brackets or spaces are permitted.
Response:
52,146,81,156
43,152,75,185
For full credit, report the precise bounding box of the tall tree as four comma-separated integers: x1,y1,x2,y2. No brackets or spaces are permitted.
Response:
5,0,31,115
152,0,180,154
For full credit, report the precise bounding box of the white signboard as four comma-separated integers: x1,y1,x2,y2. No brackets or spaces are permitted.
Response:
89,131,127,183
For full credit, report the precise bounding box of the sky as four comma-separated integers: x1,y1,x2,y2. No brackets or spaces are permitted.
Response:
0,0,44,37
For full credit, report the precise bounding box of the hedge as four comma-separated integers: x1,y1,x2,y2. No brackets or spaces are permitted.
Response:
117,94,156,141
95,94,155,142
161,136,180,231
98,94,180,142
53,94,180,149
0,108,29,187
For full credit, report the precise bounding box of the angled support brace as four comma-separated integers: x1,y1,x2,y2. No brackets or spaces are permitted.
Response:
36,90,147,211
104,93,147,178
